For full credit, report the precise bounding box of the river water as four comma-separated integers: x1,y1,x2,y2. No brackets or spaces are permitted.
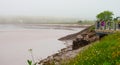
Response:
0,24,84,65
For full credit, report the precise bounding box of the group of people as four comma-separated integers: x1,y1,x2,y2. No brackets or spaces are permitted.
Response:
96,20,120,30
96,20,106,30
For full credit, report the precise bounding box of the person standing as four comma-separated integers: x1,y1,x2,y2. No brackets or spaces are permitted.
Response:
118,22,120,29
101,20,105,30
97,20,100,29
107,21,111,30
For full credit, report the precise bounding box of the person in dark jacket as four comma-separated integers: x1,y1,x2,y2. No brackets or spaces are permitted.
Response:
96,20,100,29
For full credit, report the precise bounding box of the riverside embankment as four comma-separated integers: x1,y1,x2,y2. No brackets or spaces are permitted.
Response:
38,25,100,65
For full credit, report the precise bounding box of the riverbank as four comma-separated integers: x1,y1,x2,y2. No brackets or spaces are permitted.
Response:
38,25,99,65
18,24,90,30
61,32,120,65
0,24,90,31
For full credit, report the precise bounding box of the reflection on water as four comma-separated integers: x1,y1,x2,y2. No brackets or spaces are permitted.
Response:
0,24,84,65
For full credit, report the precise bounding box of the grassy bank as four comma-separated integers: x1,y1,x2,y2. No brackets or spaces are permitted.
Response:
61,32,120,65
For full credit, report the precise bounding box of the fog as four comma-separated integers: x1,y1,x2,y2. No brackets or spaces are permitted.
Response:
0,0,120,20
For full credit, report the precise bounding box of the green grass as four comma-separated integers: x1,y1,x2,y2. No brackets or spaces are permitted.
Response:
61,32,120,65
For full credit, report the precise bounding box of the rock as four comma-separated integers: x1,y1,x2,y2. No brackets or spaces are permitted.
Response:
72,29,99,50
72,38,90,50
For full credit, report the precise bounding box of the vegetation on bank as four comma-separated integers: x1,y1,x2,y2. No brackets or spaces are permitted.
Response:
77,20,94,25
61,32,120,65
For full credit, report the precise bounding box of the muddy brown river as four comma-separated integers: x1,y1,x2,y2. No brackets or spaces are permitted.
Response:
0,24,84,65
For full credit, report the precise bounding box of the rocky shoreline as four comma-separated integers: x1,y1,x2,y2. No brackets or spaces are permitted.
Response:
38,25,99,65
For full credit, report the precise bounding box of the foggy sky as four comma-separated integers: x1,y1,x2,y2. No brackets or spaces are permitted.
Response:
0,0,120,20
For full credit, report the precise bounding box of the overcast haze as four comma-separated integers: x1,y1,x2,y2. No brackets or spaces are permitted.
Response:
0,0,120,20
